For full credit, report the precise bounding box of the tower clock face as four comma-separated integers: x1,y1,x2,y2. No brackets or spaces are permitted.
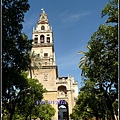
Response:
44,73,48,81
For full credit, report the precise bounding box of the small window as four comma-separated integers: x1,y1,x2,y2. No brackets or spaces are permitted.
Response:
37,54,40,57
44,53,48,57
45,62,47,65
34,37,38,44
34,37,38,40
41,26,45,30
47,37,50,43
47,34,50,36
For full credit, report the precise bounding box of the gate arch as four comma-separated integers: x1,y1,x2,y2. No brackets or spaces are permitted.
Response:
58,100,69,120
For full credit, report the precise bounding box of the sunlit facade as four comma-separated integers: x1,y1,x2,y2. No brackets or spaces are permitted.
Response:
29,9,78,120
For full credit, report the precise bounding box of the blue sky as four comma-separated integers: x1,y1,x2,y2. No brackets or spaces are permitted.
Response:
22,0,109,89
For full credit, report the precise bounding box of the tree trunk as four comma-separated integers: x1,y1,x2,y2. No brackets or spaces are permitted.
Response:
95,112,99,120
103,92,115,120
29,67,32,79
9,111,14,120
110,107,115,120
30,114,31,120
106,102,115,120
25,113,29,120
9,106,15,120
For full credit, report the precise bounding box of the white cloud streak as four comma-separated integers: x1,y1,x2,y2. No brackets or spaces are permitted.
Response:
56,49,82,70
23,13,40,29
24,19,36,28
60,11,91,23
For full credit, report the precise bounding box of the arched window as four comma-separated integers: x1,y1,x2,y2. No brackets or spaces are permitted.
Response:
40,35,44,43
41,26,45,30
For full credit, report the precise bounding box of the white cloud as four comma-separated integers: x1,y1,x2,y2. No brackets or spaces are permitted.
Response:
55,10,91,29
24,19,36,28
68,11,90,22
23,12,40,29
56,49,81,70
60,11,91,23
22,13,40,38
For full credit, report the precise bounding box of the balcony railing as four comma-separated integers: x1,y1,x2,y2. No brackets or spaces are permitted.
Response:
32,43,53,47
57,92,68,99
56,78,67,84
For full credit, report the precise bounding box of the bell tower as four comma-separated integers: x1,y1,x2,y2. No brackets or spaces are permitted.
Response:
31,9,78,120
31,9,58,91
32,8,56,66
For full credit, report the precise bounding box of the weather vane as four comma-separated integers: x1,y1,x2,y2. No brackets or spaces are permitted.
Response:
41,8,45,13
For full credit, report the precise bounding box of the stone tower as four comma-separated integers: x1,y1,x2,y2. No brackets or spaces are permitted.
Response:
31,9,78,120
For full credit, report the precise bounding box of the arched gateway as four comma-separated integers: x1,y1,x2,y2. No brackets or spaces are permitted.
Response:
58,100,69,120
29,8,78,120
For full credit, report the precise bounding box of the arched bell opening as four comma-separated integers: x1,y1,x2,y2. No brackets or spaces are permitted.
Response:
40,35,44,43
58,100,69,120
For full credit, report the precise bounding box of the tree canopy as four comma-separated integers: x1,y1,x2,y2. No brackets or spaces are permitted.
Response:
71,0,118,120
2,0,55,120
2,0,32,119
32,102,56,120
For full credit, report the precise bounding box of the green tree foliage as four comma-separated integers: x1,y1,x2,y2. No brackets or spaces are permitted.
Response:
70,80,107,120
2,0,31,119
101,0,118,23
2,1,55,120
16,72,46,120
32,102,56,120
2,72,46,120
28,51,41,79
71,0,118,120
